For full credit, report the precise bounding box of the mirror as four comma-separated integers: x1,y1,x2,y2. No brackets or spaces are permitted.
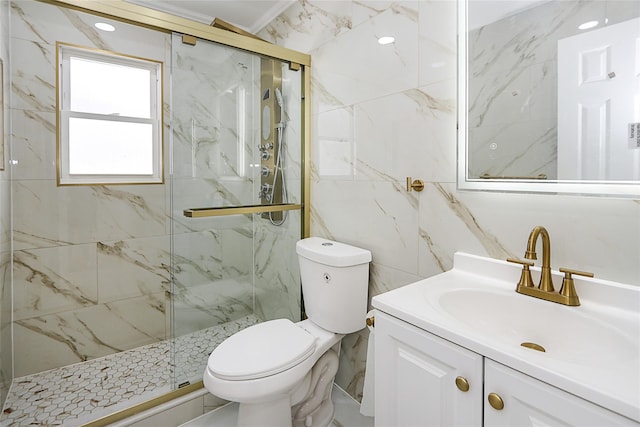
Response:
458,0,640,196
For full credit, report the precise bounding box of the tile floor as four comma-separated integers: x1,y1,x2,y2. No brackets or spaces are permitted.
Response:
0,316,260,427
179,385,374,427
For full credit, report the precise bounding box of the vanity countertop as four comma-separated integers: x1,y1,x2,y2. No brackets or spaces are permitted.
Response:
372,252,640,423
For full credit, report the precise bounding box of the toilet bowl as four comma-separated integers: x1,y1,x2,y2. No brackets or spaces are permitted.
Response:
203,237,371,427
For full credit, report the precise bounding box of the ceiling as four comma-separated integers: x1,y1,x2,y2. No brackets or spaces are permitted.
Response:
124,0,295,34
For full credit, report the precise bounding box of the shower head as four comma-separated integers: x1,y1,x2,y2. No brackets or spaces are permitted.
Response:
275,87,284,108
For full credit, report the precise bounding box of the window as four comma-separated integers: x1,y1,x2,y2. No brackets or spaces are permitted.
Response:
57,43,163,185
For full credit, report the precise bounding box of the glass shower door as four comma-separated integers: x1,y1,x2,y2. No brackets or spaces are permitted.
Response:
169,33,304,387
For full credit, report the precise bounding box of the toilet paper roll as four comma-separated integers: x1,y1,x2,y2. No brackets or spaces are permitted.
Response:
360,310,375,417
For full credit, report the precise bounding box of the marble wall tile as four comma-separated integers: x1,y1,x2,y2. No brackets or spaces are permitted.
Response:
97,236,170,304
254,211,302,322
0,249,11,407
1,0,11,408
315,106,355,179
171,225,255,337
10,110,56,180
13,244,98,321
310,6,420,113
14,292,166,377
13,181,167,250
261,1,355,53
353,82,456,183
311,180,419,273
418,0,457,87
172,227,253,290
172,278,254,337
335,327,368,402
11,1,167,59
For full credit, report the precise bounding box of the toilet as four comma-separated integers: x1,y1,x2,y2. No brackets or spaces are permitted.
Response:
203,237,371,427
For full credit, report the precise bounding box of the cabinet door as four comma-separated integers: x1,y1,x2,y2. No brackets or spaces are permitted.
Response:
375,312,483,427
484,359,638,426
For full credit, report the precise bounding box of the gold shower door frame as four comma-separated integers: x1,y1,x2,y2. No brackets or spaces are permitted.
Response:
40,1,311,425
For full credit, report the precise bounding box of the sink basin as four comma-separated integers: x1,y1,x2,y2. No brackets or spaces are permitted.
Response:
435,287,638,366
372,252,640,423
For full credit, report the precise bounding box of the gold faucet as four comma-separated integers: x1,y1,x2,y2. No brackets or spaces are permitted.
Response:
507,226,594,306
525,226,554,292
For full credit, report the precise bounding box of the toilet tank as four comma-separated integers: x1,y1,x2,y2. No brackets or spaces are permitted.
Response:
296,237,371,334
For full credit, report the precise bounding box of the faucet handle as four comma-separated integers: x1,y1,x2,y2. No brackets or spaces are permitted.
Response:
507,258,535,289
558,268,594,306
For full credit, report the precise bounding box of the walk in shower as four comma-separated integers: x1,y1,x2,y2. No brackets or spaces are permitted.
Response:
169,33,305,388
0,1,309,425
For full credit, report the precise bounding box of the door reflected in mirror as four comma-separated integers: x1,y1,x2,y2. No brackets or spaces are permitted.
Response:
458,0,640,196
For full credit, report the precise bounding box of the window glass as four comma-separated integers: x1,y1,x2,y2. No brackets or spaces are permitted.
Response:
68,118,153,175
69,57,151,118
57,43,163,185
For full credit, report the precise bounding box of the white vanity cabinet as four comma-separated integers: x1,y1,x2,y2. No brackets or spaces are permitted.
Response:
375,311,638,427
375,312,483,426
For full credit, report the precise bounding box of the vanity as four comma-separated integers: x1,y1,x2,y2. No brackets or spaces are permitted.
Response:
372,252,640,426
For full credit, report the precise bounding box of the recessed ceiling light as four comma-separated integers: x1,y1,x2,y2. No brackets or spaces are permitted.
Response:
378,36,395,45
578,20,598,30
95,22,115,32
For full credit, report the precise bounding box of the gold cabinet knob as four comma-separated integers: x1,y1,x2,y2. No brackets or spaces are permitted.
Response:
488,393,504,410
455,376,469,392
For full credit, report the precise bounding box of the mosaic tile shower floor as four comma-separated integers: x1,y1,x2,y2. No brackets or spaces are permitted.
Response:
0,315,260,427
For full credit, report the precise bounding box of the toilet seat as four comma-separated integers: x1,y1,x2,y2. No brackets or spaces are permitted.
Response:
207,319,316,381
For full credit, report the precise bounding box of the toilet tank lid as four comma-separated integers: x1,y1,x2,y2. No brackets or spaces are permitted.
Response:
296,237,371,267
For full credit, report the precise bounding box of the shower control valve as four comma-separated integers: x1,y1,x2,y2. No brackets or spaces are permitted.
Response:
261,167,271,177
261,150,271,160
258,190,272,202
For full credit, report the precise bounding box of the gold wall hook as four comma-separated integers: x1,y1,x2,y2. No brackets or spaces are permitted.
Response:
406,177,425,192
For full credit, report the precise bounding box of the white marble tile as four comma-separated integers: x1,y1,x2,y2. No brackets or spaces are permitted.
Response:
335,327,368,402
315,106,356,179
417,182,507,278
311,180,419,273
260,1,355,53
13,244,98,321
11,0,168,60
368,262,422,307
253,211,303,322
172,279,254,337
311,6,420,112
13,292,166,376
418,0,457,87
0,180,9,253
172,227,253,290
10,37,55,112
0,249,11,407
10,110,56,180
97,236,170,304
353,82,456,183
13,180,167,250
